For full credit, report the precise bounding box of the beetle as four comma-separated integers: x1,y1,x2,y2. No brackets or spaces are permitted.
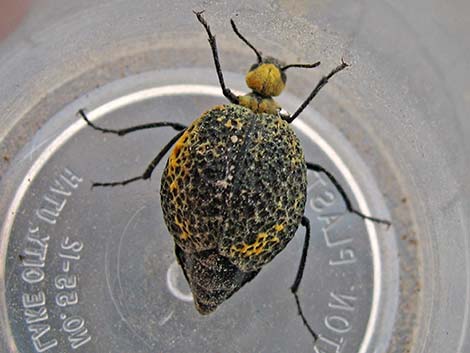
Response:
78,10,390,343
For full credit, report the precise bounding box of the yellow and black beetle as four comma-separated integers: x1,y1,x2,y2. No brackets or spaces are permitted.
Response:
79,10,390,343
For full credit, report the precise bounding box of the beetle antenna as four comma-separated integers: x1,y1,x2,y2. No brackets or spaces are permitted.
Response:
281,61,321,71
230,19,263,63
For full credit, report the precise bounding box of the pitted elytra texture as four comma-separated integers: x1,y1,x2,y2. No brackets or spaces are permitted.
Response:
161,104,307,272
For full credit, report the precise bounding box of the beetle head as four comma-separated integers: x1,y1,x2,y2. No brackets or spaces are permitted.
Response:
246,57,286,97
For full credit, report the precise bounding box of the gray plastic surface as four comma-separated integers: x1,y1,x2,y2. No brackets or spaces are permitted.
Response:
0,1,469,353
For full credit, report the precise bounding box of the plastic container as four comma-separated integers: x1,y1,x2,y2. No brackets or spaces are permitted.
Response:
1,1,469,352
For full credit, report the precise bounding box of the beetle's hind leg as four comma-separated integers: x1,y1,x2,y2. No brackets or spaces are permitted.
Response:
291,216,319,343
194,10,239,105
78,109,186,136
91,130,185,188
307,162,391,226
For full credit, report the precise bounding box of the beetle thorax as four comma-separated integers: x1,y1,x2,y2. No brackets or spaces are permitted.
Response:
238,92,281,115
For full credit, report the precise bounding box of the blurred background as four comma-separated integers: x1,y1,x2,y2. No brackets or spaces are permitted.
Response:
0,0,31,41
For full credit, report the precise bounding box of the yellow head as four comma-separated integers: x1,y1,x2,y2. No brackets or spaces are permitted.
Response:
245,57,286,97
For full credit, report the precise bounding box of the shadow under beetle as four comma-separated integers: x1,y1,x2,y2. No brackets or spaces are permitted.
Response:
79,10,390,343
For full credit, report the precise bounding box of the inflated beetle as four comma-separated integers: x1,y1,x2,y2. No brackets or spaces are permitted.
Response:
79,11,390,342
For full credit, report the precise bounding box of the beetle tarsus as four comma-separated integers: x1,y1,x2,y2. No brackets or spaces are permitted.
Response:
78,109,186,136
291,216,319,343
306,162,391,227
91,176,145,188
90,130,184,188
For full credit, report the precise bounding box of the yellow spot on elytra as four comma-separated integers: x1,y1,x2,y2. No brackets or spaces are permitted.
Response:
274,224,285,231
169,129,189,168
170,180,178,191
180,230,189,240
175,216,190,240
230,232,280,257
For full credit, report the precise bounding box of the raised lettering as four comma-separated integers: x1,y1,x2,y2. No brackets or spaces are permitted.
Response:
318,214,340,228
35,168,82,224
55,274,77,290
329,248,356,266
43,195,67,214
28,324,58,352
36,207,60,225
310,189,335,211
56,291,78,307
21,257,45,268
22,292,46,308
314,334,345,353
63,316,92,349
23,248,47,264
61,236,83,253
24,307,48,324
329,292,356,311
21,267,44,284
26,229,50,255
325,315,351,334
49,179,72,196
63,316,84,332
61,168,83,188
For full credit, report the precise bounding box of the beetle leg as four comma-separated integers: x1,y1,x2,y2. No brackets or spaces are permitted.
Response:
91,130,185,188
307,162,391,227
78,109,186,136
284,60,349,123
194,10,239,105
291,216,319,342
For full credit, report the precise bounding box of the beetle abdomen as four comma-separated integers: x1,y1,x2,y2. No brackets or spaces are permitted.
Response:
160,104,307,271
